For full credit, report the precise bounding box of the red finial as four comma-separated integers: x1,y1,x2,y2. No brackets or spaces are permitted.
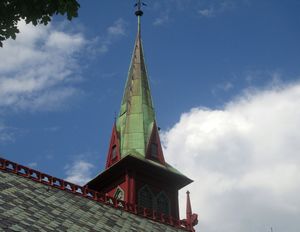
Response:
185,191,198,232
186,191,192,221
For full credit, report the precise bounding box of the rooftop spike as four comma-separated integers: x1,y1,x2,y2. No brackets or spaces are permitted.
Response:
186,191,198,232
134,0,146,16
116,1,155,158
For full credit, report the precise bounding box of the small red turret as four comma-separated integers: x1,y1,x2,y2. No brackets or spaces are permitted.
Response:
185,191,198,232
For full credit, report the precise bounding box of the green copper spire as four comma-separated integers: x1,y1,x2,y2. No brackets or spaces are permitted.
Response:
116,6,155,158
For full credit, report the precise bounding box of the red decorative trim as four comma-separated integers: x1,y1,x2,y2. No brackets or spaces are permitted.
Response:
146,121,166,165
125,169,136,204
105,123,121,169
186,191,198,232
0,157,191,231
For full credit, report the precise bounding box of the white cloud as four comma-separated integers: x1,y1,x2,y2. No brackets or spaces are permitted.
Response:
0,19,126,143
198,0,239,18
65,160,95,186
107,19,126,36
46,31,85,52
151,0,241,23
152,0,191,11
162,82,300,232
0,124,15,143
212,81,234,96
0,21,86,111
151,0,189,26
198,8,215,17
28,162,38,168
153,14,170,26
13,87,79,111
91,18,127,55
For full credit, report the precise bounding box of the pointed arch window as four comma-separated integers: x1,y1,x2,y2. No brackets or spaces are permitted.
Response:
150,143,158,158
138,185,154,210
156,192,170,215
111,145,117,160
114,186,124,201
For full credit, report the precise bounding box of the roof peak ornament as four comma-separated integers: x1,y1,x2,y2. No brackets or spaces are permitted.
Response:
185,191,198,232
134,0,147,16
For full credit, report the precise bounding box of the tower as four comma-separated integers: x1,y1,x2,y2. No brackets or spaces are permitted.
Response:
86,2,192,220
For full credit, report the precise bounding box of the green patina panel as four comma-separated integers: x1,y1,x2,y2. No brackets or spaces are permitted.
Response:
117,18,155,158
112,16,187,179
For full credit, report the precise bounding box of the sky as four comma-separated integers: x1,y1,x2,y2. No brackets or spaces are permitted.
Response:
1,0,300,231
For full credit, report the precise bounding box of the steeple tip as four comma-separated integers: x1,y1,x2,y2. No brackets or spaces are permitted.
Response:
134,0,146,16
185,191,198,232
135,10,143,16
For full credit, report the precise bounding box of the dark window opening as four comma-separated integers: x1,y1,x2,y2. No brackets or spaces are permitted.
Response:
151,143,158,158
112,145,117,160
138,186,153,210
156,193,170,215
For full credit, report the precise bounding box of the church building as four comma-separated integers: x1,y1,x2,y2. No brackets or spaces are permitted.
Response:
0,3,198,232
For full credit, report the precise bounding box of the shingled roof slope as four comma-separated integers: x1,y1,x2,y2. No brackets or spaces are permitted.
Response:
0,169,188,232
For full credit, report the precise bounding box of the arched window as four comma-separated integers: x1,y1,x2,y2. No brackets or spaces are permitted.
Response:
156,192,170,215
151,143,158,158
138,185,154,209
111,145,117,160
114,186,124,201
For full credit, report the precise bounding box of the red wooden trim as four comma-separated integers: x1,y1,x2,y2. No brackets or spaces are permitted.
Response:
0,157,191,231
105,124,121,169
125,169,130,202
126,169,136,204
145,121,166,165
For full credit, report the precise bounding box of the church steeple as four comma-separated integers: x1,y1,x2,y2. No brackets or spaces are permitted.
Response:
86,3,194,223
117,5,156,158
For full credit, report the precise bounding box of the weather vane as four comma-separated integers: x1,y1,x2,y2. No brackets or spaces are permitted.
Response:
134,0,147,16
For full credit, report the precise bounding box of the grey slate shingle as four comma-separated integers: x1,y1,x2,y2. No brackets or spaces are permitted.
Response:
0,170,186,232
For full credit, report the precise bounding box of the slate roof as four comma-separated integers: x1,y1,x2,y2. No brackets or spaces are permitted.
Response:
0,158,189,232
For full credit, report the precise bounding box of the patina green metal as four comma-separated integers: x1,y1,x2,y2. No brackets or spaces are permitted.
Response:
116,15,155,158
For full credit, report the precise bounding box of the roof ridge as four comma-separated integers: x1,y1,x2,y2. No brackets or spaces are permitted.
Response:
0,157,190,231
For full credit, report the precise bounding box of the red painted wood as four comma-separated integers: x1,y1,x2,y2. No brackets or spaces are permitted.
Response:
0,157,192,231
105,123,121,169
145,122,166,165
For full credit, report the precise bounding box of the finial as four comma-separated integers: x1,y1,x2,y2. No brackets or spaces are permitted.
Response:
186,191,192,219
134,0,147,16
186,191,198,232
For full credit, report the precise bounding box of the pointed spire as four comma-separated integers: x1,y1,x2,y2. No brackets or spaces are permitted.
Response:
116,1,156,158
134,0,145,17
134,1,147,42
186,191,192,221
186,191,198,232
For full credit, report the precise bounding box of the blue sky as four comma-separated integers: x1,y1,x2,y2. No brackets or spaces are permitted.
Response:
1,1,300,231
